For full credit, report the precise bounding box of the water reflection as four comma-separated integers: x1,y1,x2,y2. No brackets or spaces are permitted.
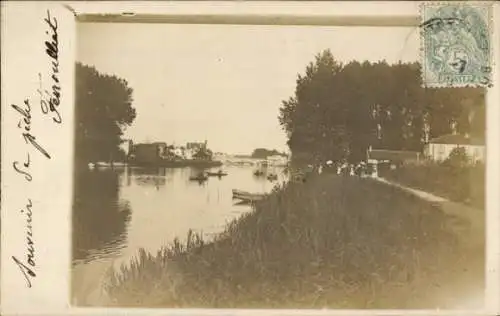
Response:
133,167,168,188
73,164,286,267
72,168,132,265
72,164,287,304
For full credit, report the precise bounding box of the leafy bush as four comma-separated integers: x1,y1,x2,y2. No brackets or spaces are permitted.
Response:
443,147,470,168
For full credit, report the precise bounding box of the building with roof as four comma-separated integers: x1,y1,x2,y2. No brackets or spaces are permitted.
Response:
129,142,168,163
366,147,422,178
424,134,485,163
186,141,207,151
367,149,422,165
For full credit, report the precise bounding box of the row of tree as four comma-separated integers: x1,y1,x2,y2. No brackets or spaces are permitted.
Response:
278,50,485,165
75,63,137,167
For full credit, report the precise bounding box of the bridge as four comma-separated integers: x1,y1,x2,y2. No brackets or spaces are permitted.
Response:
215,156,266,166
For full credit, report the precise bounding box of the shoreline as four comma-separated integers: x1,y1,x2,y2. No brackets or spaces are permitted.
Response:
129,159,223,168
96,174,483,309
86,160,224,169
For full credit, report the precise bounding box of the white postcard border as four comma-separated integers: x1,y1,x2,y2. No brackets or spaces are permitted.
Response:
1,1,499,315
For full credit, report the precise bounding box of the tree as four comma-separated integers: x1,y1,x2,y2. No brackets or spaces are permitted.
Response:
278,51,485,166
75,63,137,167
279,49,349,165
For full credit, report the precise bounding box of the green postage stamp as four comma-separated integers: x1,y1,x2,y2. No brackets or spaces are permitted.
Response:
420,2,493,88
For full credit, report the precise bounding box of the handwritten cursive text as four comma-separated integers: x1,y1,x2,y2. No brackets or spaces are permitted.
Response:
40,9,62,124
13,153,32,182
11,100,51,159
12,199,36,288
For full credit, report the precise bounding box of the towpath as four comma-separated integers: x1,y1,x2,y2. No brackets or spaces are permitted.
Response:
374,176,485,309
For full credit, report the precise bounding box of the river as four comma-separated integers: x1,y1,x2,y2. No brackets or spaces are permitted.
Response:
71,163,286,305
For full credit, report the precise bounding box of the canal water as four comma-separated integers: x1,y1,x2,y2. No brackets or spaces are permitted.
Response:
71,163,286,305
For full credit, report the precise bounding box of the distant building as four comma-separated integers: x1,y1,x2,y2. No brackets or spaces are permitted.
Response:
153,142,168,158
130,142,167,163
366,147,422,178
186,141,207,151
424,134,485,163
173,147,184,158
185,141,208,159
129,141,213,163
367,148,422,165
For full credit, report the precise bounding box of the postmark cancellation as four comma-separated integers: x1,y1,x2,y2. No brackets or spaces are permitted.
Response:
420,2,493,88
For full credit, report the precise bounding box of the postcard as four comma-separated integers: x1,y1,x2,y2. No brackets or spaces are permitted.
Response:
1,1,499,315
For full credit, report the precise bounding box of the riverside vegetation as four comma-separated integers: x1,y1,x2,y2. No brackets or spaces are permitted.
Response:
75,51,485,308
383,163,485,210
382,148,485,210
104,174,480,308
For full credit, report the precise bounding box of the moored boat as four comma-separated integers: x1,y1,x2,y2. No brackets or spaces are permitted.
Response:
267,173,278,181
206,170,228,177
189,173,208,181
232,189,265,202
253,170,265,176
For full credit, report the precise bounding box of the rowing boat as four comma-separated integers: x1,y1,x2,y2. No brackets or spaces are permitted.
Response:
189,173,208,181
232,189,265,202
253,170,265,176
206,171,228,177
267,173,278,181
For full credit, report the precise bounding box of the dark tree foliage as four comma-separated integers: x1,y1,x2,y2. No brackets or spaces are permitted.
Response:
279,50,485,165
75,63,137,167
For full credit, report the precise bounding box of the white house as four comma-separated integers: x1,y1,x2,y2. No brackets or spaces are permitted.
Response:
424,134,485,163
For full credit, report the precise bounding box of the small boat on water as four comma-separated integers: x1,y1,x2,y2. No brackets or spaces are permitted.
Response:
232,189,265,202
189,173,208,181
88,161,127,169
253,170,265,176
267,173,278,181
206,170,228,177
234,200,252,206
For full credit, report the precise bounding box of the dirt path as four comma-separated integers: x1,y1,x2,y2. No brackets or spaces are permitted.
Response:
375,176,485,309
375,177,484,247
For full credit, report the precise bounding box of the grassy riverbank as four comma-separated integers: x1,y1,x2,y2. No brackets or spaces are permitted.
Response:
104,175,482,308
381,163,485,209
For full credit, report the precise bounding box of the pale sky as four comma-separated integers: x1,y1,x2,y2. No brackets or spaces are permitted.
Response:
77,23,419,155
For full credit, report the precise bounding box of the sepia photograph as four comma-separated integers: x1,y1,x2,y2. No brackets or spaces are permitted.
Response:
71,14,486,309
